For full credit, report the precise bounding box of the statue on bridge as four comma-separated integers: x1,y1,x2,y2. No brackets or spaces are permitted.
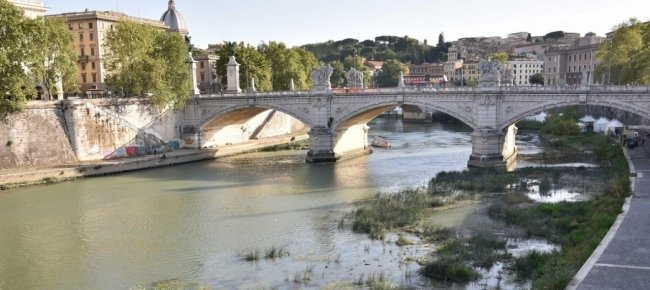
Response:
345,68,364,89
311,63,334,91
478,60,504,89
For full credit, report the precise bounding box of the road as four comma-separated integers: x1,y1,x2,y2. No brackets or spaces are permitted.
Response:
571,139,650,289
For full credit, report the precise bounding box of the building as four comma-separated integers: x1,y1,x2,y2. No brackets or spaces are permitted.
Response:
405,63,445,86
507,59,544,85
195,54,219,93
544,34,604,86
9,0,48,18
46,0,189,92
444,60,463,86
460,60,480,84
364,60,384,76
160,0,187,36
448,46,459,61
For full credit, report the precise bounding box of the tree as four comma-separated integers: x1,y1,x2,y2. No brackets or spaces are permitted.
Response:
261,42,318,91
489,52,509,63
104,20,191,110
215,42,272,92
595,19,649,85
529,73,544,85
329,60,345,88
375,59,408,87
526,33,532,42
437,33,445,48
0,1,78,114
36,17,78,97
543,31,565,41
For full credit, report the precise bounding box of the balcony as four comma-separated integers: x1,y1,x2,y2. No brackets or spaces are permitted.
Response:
78,55,89,62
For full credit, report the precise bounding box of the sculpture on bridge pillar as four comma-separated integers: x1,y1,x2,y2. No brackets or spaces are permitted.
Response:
249,77,257,92
345,68,364,89
478,60,504,89
500,66,514,86
226,56,242,93
397,71,405,88
310,63,334,91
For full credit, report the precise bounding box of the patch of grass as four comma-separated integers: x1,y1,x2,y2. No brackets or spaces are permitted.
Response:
243,246,289,261
42,177,60,184
264,246,290,259
243,249,260,261
259,140,308,152
509,250,553,280
349,189,431,239
395,235,411,246
420,232,508,283
293,264,314,284
420,226,455,242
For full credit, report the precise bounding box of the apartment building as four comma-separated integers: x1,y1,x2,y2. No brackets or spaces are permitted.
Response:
544,34,603,85
9,0,47,18
507,59,544,85
45,1,200,92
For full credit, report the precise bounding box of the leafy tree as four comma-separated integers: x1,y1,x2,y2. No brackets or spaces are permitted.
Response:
375,59,408,87
526,33,533,42
329,60,345,88
37,17,78,97
360,39,375,47
215,42,272,92
104,20,190,110
0,0,78,114
543,31,565,41
529,73,545,85
595,19,649,85
489,52,509,63
437,33,445,48
261,42,318,91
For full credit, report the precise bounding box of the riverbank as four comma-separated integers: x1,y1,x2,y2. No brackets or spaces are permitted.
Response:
0,134,309,190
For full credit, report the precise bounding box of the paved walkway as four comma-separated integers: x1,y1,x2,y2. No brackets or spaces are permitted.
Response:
570,141,650,289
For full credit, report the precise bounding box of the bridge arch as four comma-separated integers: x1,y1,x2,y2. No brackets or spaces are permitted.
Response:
332,101,478,132
199,103,312,130
499,98,650,131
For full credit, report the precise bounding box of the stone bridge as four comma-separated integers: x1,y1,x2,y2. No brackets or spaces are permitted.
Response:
181,85,650,167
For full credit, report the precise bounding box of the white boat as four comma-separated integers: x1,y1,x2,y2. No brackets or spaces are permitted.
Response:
371,136,390,148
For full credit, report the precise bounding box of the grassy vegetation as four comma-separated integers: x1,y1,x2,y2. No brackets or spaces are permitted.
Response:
420,232,508,282
516,120,544,131
486,135,630,289
259,140,308,152
243,246,290,261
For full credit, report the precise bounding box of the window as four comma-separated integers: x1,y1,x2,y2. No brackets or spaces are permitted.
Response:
81,73,87,83
91,62,95,70
90,33,94,41
79,33,83,41
68,24,73,30
200,73,205,82
200,62,204,69
80,48,85,56
78,23,83,29
92,73,97,83
89,22,93,29
90,47,95,56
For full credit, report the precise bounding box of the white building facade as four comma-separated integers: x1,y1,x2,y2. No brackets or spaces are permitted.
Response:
507,60,544,85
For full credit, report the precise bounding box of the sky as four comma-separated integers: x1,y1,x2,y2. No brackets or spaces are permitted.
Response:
45,0,650,49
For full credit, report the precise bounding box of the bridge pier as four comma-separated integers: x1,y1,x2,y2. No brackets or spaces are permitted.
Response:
468,127,507,168
306,126,336,163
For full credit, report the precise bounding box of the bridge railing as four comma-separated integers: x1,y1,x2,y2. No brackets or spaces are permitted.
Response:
195,85,650,98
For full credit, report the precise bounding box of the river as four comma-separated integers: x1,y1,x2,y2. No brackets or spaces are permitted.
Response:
0,118,529,289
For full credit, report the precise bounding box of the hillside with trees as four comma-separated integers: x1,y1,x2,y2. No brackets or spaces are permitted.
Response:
302,34,452,65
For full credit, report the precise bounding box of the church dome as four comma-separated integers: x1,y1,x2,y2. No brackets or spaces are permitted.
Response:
160,0,188,35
